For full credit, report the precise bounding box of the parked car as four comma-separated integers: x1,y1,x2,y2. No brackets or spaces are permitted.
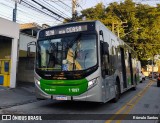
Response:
149,72,159,79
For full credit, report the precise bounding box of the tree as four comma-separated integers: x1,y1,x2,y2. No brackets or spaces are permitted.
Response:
78,0,160,63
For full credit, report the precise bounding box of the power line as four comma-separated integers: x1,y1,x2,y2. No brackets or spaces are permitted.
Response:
0,2,53,23
21,3,62,22
58,0,72,9
0,13,25,23
41,0,71,18
53,1,71,16
21,1,59,20
0,13,12,20
77,3,83,10
72,0,84,13
50,0,71,13
21,0,63,22
31,0,69,21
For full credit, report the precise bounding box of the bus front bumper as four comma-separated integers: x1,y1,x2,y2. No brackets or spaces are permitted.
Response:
35,81,103,102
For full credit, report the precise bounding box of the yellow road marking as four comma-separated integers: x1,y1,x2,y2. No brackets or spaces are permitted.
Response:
105,80,154,123
116,82,153,123
126,104,133,106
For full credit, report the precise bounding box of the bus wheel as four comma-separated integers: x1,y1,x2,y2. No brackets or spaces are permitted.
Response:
113,82,120,103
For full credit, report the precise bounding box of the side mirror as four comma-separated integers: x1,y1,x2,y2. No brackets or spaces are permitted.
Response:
99,30,104,42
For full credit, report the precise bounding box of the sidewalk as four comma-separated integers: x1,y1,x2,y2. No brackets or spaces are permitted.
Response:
0,82,37,109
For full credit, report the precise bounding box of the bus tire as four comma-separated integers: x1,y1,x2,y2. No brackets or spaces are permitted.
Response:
113,82,120,103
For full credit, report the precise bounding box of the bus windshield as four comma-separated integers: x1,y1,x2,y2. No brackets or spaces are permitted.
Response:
36,34,97,71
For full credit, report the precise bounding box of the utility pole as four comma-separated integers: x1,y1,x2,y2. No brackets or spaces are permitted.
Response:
13,1,17,22
72,0,77,21
112,21,128,37
12,0,21,22
112,22,119,37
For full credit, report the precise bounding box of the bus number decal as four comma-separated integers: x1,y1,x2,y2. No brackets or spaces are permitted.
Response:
69,88,79,93
45,30,54,36
66,26,82,33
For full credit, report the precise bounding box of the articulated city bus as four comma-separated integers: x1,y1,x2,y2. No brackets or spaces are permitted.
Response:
34,21,138,103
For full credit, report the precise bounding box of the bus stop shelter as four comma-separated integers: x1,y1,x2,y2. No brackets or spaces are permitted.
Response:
0,17,19,88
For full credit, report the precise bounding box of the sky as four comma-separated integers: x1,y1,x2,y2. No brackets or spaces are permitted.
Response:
0,0,160,26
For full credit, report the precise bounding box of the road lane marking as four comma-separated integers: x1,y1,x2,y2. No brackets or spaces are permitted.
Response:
105,95,138,123
106,80,152,123
116,81,153,123
105,80,154,123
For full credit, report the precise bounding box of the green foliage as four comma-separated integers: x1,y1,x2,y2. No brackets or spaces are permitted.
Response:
77,0,160,61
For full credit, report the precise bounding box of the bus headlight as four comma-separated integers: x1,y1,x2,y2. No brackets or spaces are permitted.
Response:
35,78,40,86
88,78,97,89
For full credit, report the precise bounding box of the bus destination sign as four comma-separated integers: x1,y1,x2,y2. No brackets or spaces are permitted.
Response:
45,25,88,36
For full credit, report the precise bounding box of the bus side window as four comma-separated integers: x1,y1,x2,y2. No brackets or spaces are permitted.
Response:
100,41,109,76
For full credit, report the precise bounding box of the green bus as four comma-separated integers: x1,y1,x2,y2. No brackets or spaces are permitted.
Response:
34,20,138,103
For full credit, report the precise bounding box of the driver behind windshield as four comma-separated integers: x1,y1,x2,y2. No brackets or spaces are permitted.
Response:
63,39,82,71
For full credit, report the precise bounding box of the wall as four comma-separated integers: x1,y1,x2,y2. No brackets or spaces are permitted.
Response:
0,17,19,88
17,33,36,83
19,33,36,57
17,57,34,83
0,17,19,38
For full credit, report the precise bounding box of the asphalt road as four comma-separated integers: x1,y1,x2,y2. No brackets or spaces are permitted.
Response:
0,79,160,123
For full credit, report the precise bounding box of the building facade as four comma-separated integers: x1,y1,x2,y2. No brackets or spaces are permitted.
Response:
0,17,19,88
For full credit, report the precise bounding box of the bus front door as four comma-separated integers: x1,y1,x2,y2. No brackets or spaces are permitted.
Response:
120,48,127,88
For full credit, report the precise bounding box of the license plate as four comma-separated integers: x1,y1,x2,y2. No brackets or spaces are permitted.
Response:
56,96,67,100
